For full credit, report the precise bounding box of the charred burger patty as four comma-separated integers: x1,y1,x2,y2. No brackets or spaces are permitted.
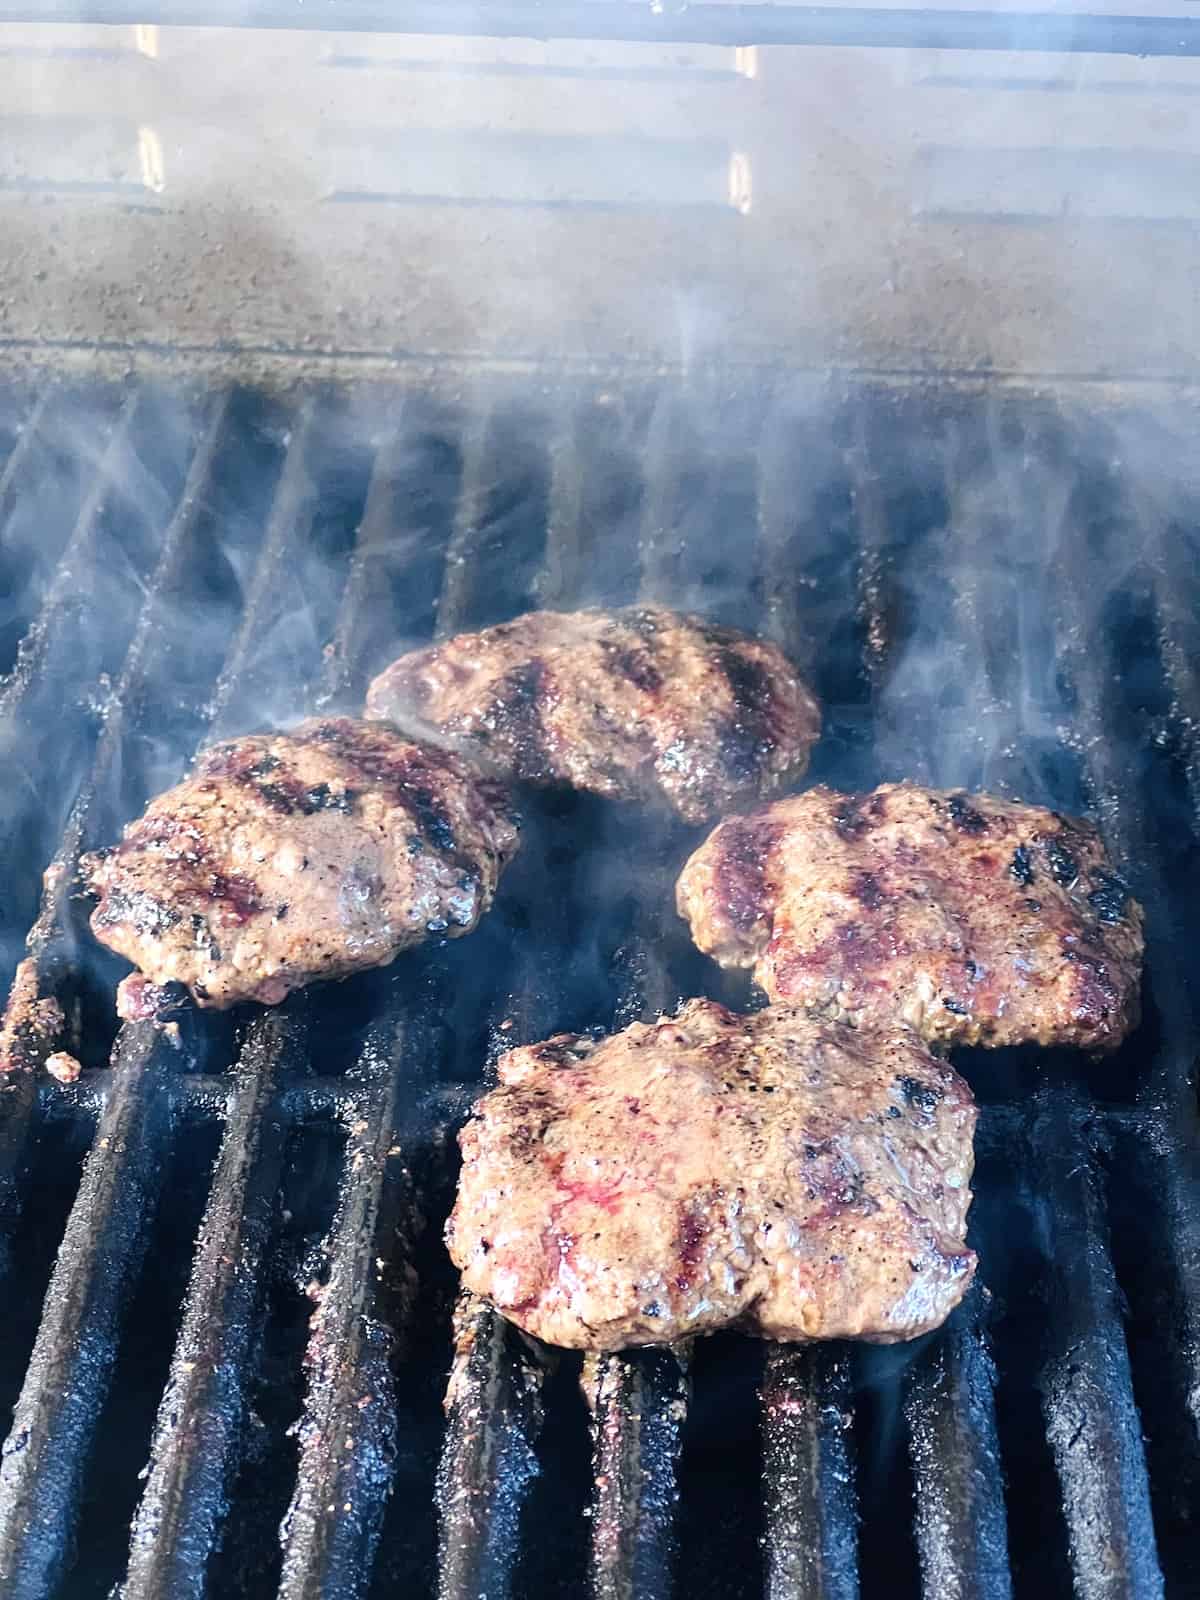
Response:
676,782,1143,1051
366,605,820,825
82,717,519,1011
448,998,976,1351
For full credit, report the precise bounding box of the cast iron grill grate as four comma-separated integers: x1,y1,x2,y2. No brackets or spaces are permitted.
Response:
0,373,1197,1600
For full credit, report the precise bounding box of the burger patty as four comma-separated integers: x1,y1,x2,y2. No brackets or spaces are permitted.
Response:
365,606,820,825
81,717,520,1011
676,783,1143,1050
447,999,976,1351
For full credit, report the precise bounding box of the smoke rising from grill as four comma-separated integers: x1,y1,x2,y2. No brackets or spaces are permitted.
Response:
868,392,1200,823
1,21,1200,1598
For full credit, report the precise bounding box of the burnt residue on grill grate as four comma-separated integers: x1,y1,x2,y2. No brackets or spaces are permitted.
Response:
0,373,1198,1600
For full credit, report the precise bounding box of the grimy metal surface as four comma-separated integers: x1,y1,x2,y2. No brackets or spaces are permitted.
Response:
2,27,1200,389
0,371,1197,1600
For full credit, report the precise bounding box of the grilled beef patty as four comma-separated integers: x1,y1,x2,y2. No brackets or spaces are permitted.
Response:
447,999,976,1351
82,717,519,1011
365,606,820,825
677,783,1143,1051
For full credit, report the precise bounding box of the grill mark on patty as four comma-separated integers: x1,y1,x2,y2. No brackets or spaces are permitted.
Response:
481,660,548,777
206,872,263,924
946,793,988,833
674,1201,711,1291
600,618,664,695
608,647,662,694
899,1076,943,1116
97,804,262,927
772,919,894,1002
1010,844,1035,886
833,798,869,839
712,643,782,783
226,761,358,818
304,717,462,855
800,1142,877,1220
712,817,783,936
1060,937,1124,1030
1087,870,1130,924
1044,836,1080,887
852,871,885,910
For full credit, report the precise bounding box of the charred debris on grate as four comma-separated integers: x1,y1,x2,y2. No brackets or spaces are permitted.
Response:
0,376,1197,1600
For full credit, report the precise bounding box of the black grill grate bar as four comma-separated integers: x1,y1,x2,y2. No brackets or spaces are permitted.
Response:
314,404,409,712
1049,497,1200,1592
0,1024,173,1600
0,389,140,727
535,398,589,612
5,390,346,1599
946,418,1179,1600
853,403,1025,1600
267,411,472,1598
903,1288,1012,1600
845,430,894,730
0,395,230,1270
203,396,323,745
33,1068,426,1127
632,390,689,608
588,1346,691,1600
22,391,232,980
842,409,1024,1600
583,394,701,1600
587,892,688,1600
750,396,867,1600
1152,557,1200,829
433,404,499,642
436,1295,548,1600
0,389,53,537
755,382,806,658
277,1005,415,1600
760,1346,859,1600
122,1010,301,1600
754,379,851,679
0,1063,39,1284
432,395,579,1600
1032,1099,1165,1600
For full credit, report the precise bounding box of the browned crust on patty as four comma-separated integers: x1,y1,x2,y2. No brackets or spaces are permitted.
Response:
447,998,976,1351
81,717,520,1010
676,783,1143,1051
365,606,820,824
